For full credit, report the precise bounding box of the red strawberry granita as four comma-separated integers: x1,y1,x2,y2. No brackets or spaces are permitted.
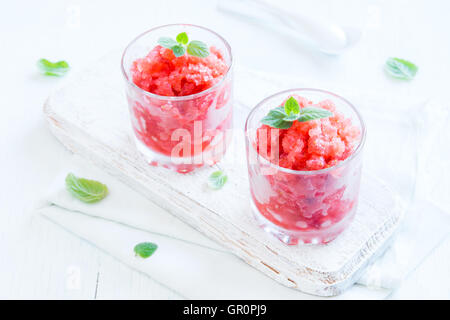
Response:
122,25,233,173
245,90,365,245
131,46,228,97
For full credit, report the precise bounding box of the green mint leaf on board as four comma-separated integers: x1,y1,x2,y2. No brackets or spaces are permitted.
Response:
385,57,418,80
172,44,186,57
284,97,300,115
37,59,69,76
65,173,108,203
297,107,333,122
261,97,333,129
176,32,189,45
158,37,178,49
208,170,228,190
187,40,210,58
134,242,158,258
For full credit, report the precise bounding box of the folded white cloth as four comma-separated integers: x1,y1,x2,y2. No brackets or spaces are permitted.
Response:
37,155,390,299
36,68,450,299
35,152,450,299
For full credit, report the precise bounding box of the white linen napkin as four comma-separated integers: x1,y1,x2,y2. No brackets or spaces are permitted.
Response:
36,68,450,299
36,154,390,300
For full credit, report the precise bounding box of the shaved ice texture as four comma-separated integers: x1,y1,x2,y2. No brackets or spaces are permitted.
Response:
131,45,228,96
256,95,360,171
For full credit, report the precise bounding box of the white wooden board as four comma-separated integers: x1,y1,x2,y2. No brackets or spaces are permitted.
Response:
43,51,404,296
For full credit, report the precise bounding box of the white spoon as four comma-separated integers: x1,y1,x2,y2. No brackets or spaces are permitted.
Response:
218,0,361,55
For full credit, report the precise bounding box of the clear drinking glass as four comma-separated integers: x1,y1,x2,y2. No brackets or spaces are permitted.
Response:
121,24,233,173
245,89,366,245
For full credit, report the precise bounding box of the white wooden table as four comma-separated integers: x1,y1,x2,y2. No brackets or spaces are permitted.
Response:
1,0,449,299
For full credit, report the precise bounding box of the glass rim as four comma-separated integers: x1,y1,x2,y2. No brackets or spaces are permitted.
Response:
245,88,367,176
120,23,233,101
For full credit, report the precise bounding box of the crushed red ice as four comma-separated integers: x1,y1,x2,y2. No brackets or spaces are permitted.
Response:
131,46,228,96
256,95,360,171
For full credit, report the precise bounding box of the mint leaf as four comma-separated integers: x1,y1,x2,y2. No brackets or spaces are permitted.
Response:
284,97,300,115
261,106,293,129
283,114,300,122
297,107,333,122
158,33,210,59
172,44,186,57
65,173,108,203
208,170,228,190
158,37,178,49
187,40,210,58
134,242,158,258
176,32,189,45
261,97,333,129
37,59,69,76
385,57,418,80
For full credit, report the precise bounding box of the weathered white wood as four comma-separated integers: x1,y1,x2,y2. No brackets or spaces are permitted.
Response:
43,51,404,296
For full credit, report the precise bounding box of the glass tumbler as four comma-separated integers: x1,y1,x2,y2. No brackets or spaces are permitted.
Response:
121,24,233,173
245,89,366,245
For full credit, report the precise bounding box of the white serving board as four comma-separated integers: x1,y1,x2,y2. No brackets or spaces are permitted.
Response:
43,51,404,296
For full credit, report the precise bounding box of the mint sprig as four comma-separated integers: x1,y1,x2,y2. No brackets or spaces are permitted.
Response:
187,40,209,58
284,96,300,115
158,32,209,58
176,32,189,45
134,242,158,258
261,97,333,129
385,57,418,80
260,106,292,129
65,173,108,203
37,58,69,76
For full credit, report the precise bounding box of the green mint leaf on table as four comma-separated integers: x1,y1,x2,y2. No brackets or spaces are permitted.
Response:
261,97,333,129
134,242,158,258
176,32,189,45
284,97,300,115
37,59,69,76
208,170,228,190
65,173,108,203
158,32,209,58
187,40,210,58
385,57,418,80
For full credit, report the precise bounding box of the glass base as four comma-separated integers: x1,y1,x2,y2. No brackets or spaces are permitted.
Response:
134,136,225,174
250,201,356,246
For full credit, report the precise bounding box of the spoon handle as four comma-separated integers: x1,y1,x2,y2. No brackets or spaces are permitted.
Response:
218,0,351,54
